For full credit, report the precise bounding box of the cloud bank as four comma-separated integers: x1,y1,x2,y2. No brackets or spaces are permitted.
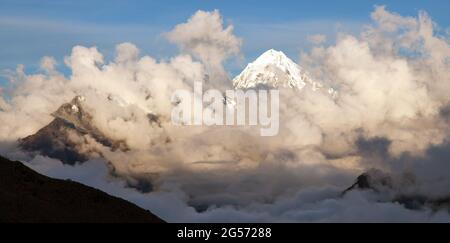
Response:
166,10,242,85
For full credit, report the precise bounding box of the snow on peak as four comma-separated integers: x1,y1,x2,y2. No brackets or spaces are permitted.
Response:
233,49,312,89
75,95,86,102
71,104,79,113
252,49,292,67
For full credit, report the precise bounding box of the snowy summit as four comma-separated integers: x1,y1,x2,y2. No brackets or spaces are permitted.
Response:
233,49,313,89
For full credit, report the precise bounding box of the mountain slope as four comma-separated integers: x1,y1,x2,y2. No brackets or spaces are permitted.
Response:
0,155,165,223
233,49,318,89
342,169,450,211
19,96,127,164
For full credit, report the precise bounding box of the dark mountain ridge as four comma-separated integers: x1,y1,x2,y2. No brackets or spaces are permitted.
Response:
0,155,165,223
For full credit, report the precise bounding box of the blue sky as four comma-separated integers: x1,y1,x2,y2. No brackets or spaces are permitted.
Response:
0,0,449,84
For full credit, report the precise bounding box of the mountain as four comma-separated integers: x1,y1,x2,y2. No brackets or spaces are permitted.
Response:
342,169,397,194
19,95,163,165
342,169,450,211
233,49,320,90
0,155,165,223
19,96,126,164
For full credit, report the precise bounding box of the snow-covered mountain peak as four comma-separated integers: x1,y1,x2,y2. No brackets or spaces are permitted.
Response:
233,49,312,89
252,49,293,67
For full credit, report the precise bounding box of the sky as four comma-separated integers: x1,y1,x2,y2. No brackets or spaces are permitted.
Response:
1,0,449,84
